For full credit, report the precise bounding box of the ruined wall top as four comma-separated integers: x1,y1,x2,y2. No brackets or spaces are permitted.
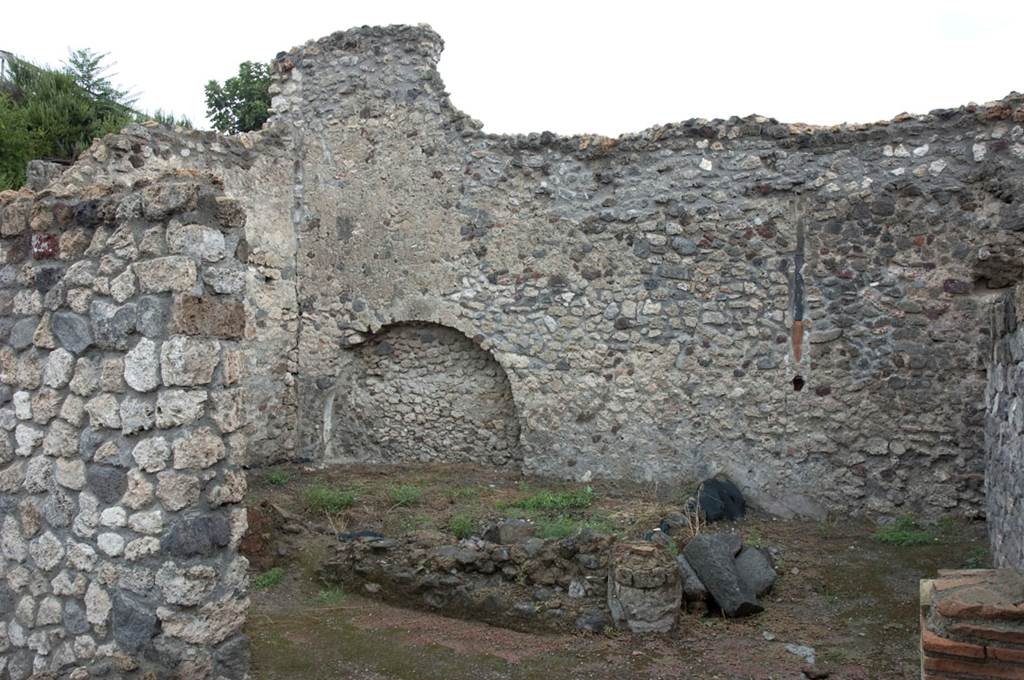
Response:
268,24,1023,154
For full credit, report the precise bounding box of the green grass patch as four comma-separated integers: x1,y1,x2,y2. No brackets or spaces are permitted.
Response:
444,485,480,502
387,484,422,507
533,514,616,539
745,527,763,549
393,512,433,534
502,486,595,512
873,516,940,546
816,518,836,539
252,567,285,590
448,513,475,539
265,469,290,486
316,586,345,604
961,546,990,569
304,485,357,514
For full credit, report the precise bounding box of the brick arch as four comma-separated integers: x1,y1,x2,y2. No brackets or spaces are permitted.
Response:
327,321,521,466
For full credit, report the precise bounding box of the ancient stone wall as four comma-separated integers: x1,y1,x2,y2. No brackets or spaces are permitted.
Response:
0,173,252,678
272,25,1024,518
37,122,301,469
0,20,1022,680
326,322,520,465
984,288,1024,569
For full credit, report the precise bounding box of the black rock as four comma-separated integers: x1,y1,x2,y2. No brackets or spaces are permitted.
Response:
575,607,609,633
112,593,158,653
137,296,169,338
73,200,100,227
0,582,14,616
338,530,384,541
681,533,762,617
42,489,75,528
735,546,778,598
697,478,746,522
64,600,89,635
34,265,64,292
161,514,231,558
78,428,106,462
659,512,686,535
51,311,93,354
8,317,37,350
7,650,33,680
483,519,535,544
90,301,137,350
215,634,251,678
675,554,708,601
85,465,127,504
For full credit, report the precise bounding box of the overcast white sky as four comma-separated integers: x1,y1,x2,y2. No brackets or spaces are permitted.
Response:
4,0,1022,136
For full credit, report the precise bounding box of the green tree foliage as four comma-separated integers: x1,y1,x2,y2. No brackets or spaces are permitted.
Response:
0,52,133,190
0,48,190,191
205,61,271,134
64,48,137,113
144,109,193,129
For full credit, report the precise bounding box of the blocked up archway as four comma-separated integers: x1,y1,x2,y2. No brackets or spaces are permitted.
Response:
328,322,521,465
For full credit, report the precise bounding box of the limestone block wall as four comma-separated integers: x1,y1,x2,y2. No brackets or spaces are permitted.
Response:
326,322,520,465
984,288,1024,569
273,25,1024,518
0,173,251,678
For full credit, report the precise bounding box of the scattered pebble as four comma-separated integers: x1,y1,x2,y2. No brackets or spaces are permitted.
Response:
785,643,816,664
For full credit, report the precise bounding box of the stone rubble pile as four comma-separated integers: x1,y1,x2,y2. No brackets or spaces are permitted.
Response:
319,517,777,636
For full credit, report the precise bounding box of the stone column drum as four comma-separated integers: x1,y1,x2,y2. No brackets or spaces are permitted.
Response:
607,542,681,633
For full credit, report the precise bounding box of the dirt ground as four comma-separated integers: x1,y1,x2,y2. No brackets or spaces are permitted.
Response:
243,463,990,680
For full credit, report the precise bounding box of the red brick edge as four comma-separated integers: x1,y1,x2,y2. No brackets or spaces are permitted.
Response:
920,569,1024,680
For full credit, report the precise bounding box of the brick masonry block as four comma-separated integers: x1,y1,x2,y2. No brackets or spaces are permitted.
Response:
921,570,1024,680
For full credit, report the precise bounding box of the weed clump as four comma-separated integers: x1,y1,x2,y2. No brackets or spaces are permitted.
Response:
448,513,475,539
873,516,939,546
505,486,595,512
252,567,285,590
316,586,345,604
387,484,422,507
533,514,616,539
304,485,357,514
265,469,290,486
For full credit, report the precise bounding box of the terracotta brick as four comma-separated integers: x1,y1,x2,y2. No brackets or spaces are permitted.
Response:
934,575,992,592
921,672,961,680
989,646,1024,664
951,623,1024,646
937,595,1024,622
938,569,997,578
922,625,986,659
923,655,1024,680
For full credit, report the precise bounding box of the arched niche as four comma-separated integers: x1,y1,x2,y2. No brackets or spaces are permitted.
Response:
325,321,521,465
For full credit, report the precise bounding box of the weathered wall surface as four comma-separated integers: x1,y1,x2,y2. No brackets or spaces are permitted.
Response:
984,288,1024,568
36,122,301,468
0,173,253,677
272,25,1024,518
327,322,520,465
0,20,1022,679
